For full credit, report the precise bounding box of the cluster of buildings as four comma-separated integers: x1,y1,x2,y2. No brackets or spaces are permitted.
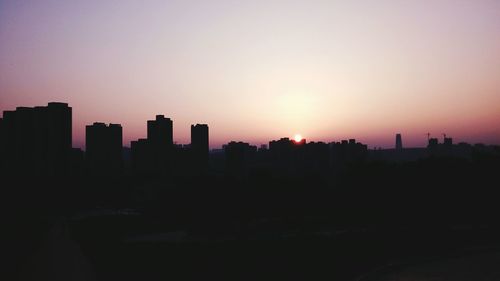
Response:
85,115,209,176
0,102,73,176
2,102,495,178
128,116,209,175
222,137,368,177
0,103,209,177
369,133,498,162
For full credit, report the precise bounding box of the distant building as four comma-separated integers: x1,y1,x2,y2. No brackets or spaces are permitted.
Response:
224,141,257,177
395,133,403,150
0,117,3,171
131,138,153,173
131,115,174,174
148,115,173,146
444,137,453,147
427,138,439,155
428,138,439,148
85,122,123,175
268,137,309,173
269,138,294,165
191,124,209,170
1,102,72,176
149,115,174,172
330,139,368,170
42,103,72,175
303,142,329,172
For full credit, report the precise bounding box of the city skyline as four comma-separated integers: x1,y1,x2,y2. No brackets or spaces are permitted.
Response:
1,101,497,151
1,1,500,148
3,2,500,280
8,101,488,179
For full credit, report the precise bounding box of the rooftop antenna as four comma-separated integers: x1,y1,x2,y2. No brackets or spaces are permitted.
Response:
426,133,431,141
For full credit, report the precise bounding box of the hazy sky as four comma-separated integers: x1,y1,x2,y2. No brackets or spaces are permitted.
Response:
1,0,499,148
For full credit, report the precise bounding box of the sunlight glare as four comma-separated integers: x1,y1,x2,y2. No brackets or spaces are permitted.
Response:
294,134,303,142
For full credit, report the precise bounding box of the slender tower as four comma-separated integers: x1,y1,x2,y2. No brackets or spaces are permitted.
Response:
395,133,403,150
191,124,209,169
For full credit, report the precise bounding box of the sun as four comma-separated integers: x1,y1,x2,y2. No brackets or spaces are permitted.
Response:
294,134,303,142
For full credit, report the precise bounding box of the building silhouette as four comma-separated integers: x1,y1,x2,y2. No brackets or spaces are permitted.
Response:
369,133,428,162
269,138,294,169
191,124,209,170
1,102,72,176
149,115,173,172
444,137,453,147
42,103,72,176
131,138,153,173
224,141,257,177
0,117,3,171
131,115,174,174
268,137,311,174
330,139,368,171
396,133,403,150
4,101,496,184
303,142,330,172
148,115,173,146
428,138,439,148
85,122,123,175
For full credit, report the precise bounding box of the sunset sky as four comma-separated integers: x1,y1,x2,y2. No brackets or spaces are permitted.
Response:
1,0,499,149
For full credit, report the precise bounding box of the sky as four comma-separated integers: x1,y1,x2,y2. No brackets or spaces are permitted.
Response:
1,0,499,149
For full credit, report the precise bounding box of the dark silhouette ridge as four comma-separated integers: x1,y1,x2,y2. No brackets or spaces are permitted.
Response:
2,102,500,281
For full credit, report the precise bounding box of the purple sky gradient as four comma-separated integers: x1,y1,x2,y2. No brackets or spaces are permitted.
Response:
1,0,499,149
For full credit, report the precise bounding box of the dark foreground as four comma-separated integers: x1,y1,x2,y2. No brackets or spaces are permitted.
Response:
5,154,500,280
12,213,500,281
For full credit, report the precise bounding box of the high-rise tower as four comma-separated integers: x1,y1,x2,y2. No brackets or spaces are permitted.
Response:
85,122,123,175
395,133,403,150
191,124,209,169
